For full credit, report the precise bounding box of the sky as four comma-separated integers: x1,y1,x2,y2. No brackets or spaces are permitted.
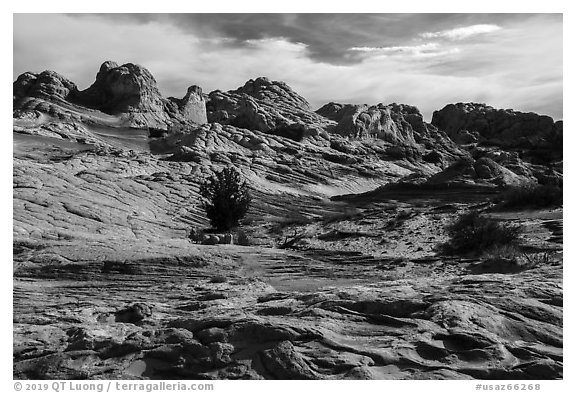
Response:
13,13,563,120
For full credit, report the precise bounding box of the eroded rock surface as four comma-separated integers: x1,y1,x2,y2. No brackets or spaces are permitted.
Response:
14,61,208,129
317,102,473,168
13,62,562,380
432,103,562,164
14,236,562,380
207,77,334,138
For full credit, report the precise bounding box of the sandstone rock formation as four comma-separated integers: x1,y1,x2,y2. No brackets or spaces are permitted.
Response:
317,102,424,143
167,85,208,125
14,70,78,103
13,206,563,380
13,61,563,380
431,103,562,164
426,156,527,187
316,102,469,167
207,77,334,138
14,61,208,129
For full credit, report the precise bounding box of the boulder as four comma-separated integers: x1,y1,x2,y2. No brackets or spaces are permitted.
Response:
115,303,152,324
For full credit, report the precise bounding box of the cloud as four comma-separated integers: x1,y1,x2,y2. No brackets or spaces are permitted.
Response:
349,43,460,58
420,24,502,40
65,14,521,65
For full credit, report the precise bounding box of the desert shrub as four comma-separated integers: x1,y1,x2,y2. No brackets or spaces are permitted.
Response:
442,210,522,256
199,167,251,231
470,245,554,274
386,209,415,229
499,184,562,209
188,227,204,242
278,228,309,249
236,230,252,246
469,245,525,274
209,275,228,283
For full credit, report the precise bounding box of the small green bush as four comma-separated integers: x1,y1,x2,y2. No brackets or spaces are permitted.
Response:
442,211,522,256
199,167,251,231
499,184,562,209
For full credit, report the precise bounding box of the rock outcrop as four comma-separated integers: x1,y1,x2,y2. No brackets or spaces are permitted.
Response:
207,77,334,138
13,216,563,380
317,102,427,144
426,156,527,187
13,70,78,104
13,61,208,129
431,103,562,163
167,85,207,125
317,102,468,166
76,61,165,114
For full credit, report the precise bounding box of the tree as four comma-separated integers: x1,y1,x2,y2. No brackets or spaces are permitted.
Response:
199,167,251,231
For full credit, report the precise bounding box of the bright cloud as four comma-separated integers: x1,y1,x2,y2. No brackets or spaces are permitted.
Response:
349,43,460,58
420,24,502,40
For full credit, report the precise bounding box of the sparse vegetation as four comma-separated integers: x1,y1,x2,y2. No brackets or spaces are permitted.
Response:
209,275,228,283
236,230,252,246
386,209,416,229
278,228,309,249
188,227,203,242
497,184,563,210
199,167,251,231
470,245,555,274
441,210,522,256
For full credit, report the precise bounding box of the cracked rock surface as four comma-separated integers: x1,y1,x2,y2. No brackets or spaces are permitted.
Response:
13,62,562,380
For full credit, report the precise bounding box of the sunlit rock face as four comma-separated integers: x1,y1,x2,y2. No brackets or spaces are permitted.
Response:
13,61,208,129
206,77,335,138
317,102,431,144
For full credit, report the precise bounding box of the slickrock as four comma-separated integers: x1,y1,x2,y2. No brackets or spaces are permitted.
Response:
13,61,562,380
13,237,562,380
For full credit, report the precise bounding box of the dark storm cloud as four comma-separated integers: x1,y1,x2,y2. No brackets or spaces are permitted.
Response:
70,13,553,65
